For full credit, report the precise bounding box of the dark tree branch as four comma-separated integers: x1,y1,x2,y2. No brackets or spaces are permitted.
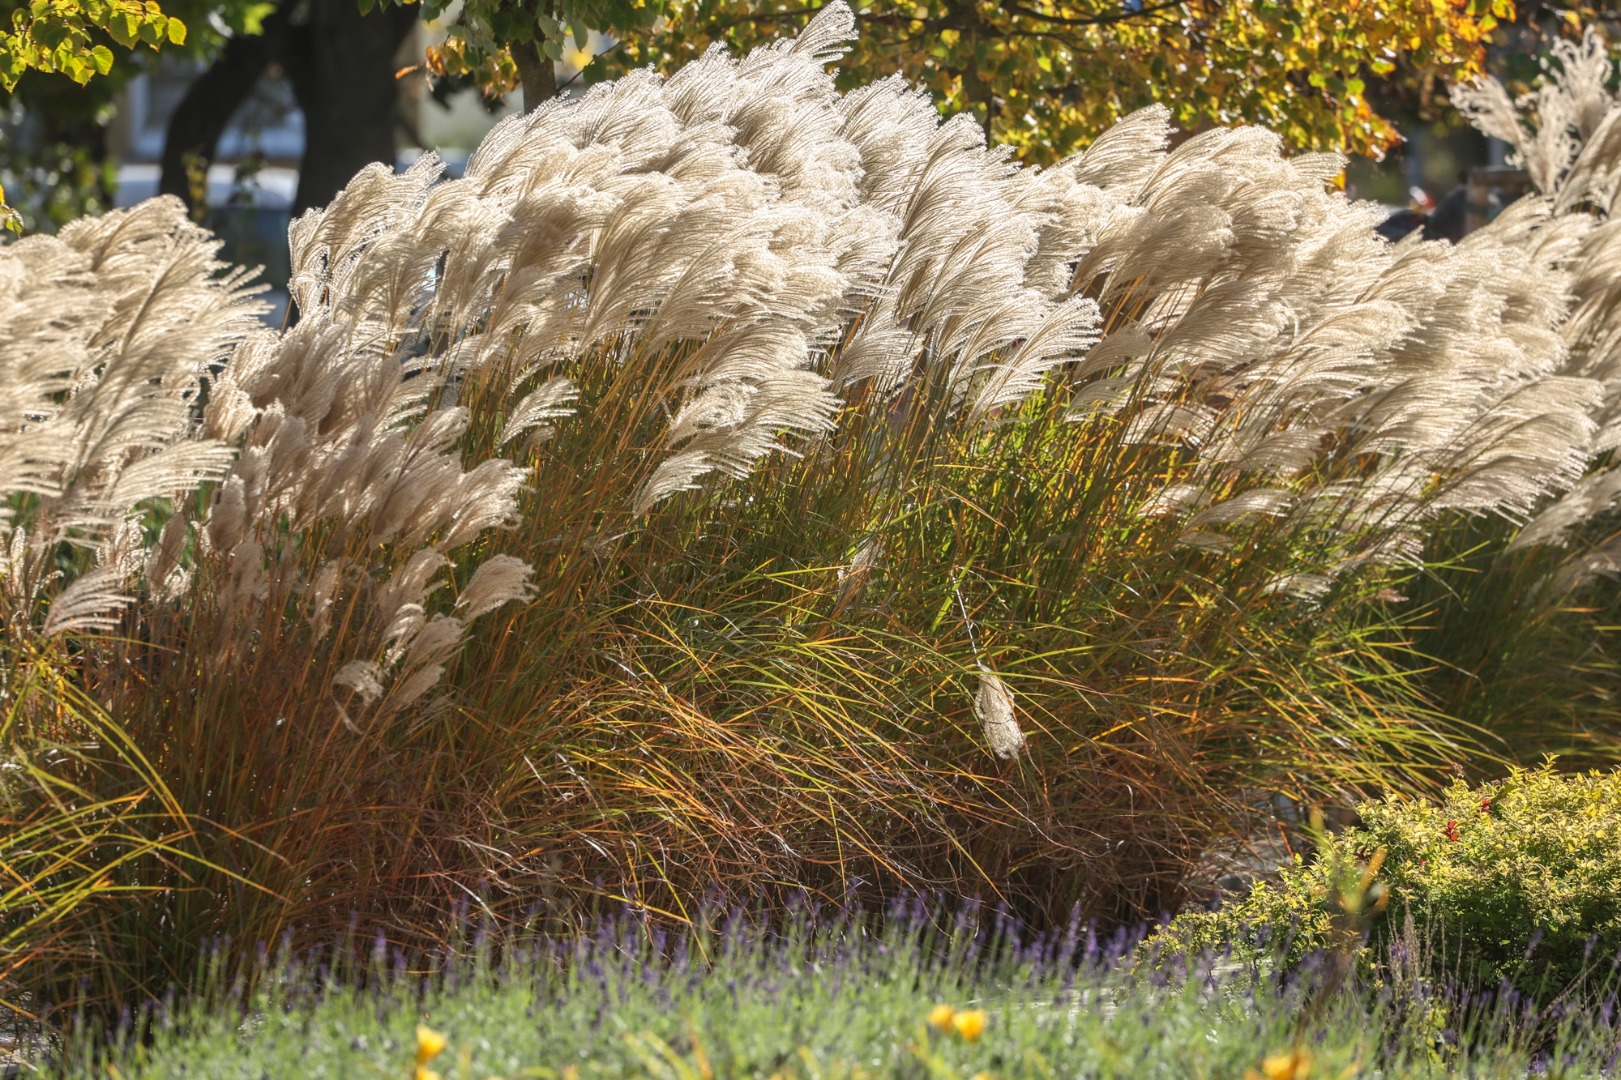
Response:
998,0,1187,30
699,0,1191,39
698,5,828,34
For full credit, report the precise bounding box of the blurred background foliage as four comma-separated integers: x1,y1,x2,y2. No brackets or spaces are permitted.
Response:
0,0,272,229
614,0,1508,162
7,1,1611,234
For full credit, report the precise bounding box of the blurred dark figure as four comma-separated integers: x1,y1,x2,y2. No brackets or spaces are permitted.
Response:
1376,207,1429,241
1376,184,1435,242
1376,180,1470,243
1423,184,1469,242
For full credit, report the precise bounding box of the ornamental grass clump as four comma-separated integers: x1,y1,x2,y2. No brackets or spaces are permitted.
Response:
0,193,544,1007
5,4,1621,1021
431,3,1606,929
1390,28,1621,762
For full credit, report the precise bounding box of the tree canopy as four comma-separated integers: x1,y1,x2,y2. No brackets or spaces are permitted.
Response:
2,0,183,91
2,0,276,90
418,0,664,109
1,0,278,231
609,0,1515,162
0,0,1524,233
0,0,1522,159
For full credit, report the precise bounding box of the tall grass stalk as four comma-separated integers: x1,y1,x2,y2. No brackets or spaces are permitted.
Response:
0,642,262,1022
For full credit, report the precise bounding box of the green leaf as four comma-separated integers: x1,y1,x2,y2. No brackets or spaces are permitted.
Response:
358,0,375,15
164,13,182,42
89,41,111,71
107,12,135,45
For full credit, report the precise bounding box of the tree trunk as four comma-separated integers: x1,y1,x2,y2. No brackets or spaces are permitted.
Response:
157,1,296,207
285,0,420,217
513,37,557,114
158,0,416,219
943,0,995,139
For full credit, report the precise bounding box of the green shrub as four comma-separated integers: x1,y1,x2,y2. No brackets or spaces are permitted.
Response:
1158,763,1621,1001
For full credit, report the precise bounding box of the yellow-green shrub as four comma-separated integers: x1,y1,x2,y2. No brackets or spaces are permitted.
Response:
1159,764,1621,1001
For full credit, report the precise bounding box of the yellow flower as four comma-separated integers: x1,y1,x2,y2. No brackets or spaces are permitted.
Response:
927,1003,956,1032
416,1025,448,1066
1246,1048,1311,1080
952,1009,988,1042
970,1073,995,1080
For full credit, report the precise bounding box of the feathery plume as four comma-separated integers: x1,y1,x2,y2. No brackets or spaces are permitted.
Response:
974,664,1025,761
455,554,535,621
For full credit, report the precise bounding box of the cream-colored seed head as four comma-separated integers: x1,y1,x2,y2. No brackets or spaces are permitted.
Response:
975,667,1025,761
6,4,1621,721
